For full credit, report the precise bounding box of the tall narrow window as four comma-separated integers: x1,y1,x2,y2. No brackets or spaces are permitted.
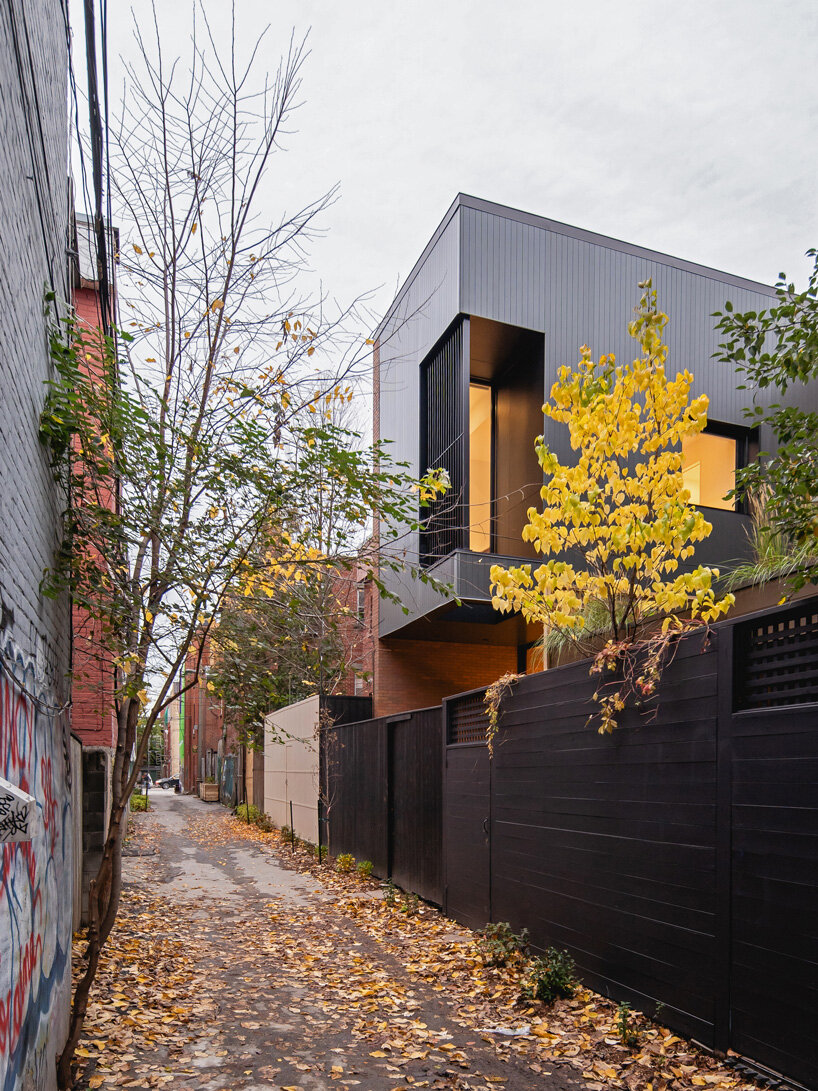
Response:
469,382,492,551
681,431,737,511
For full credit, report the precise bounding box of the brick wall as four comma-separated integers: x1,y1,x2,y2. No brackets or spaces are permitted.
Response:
373,630,517,716
183,635,238,791
0,1,73,1087
69,286,116,751
332,565,375,698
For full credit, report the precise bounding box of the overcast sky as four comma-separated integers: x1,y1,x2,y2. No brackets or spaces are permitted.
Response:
100,0,818,324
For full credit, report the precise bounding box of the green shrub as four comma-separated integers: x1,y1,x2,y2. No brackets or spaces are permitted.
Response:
382,878,397,906
521,948,578,1004
478,921,529,966
129,793,148,812
301,842,327,861
236,803,262,823
356,860,373,879
616,1002,639,1047
336,852,355,874
279,824,292,841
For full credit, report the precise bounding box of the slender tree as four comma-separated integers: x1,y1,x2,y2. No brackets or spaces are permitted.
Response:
714,249,818,591
490,283,734,734
42,12,446,1086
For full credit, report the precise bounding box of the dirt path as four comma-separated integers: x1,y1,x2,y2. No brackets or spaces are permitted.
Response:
74,795,765,1091
76,791,584,1091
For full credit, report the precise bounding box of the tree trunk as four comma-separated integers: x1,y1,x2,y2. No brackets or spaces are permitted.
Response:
57,695,143,1088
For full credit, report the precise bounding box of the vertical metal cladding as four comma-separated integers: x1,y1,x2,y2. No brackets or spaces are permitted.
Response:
457,197,789,436
376,194,816,636
421,319,467,563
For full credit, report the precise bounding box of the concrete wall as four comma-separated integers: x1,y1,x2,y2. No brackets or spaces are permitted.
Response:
70,737,82,933
166,696,181,778
244,749,264,812
263,698,320,844
0,0,72,1087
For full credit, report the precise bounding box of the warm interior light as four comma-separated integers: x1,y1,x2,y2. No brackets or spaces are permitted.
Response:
681,432,736,510
470,383,492,551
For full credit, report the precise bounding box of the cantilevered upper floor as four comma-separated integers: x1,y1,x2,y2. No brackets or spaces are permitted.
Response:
374,194,794,642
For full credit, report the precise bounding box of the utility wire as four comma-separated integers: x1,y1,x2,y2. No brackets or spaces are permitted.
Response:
0,649,72,719
82,0,112,336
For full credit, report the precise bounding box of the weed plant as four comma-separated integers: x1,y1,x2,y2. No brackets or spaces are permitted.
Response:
401,892,419,915
336,852,356,874
478,921,530,966
521,947,578,1004
616,1002,639,1047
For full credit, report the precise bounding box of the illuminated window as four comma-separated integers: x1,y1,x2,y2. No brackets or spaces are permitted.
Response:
469,382,492,551
681,431,737,511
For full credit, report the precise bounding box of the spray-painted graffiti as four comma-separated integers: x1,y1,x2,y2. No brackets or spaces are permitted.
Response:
0,779,37,844
0,640,72,1091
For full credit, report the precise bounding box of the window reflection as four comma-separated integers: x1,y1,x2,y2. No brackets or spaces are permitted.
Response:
469,383,492,551
681,432,736,511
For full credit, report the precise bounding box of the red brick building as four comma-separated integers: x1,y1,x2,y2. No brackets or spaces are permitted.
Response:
331,561,375,699
71,266,117,754
70,214,119,922
181,634,239,795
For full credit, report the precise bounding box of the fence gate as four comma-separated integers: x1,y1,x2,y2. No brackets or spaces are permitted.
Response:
389,709,444,905
443,691,491,930
728,607,818,1086
219,754,236,806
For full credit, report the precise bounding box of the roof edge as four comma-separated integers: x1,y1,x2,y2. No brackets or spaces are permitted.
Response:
456,193,776,297
374,193,776,340
374,194,462,341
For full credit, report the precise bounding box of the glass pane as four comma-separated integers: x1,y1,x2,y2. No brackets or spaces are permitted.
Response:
681,432,736,511
470,383,492,551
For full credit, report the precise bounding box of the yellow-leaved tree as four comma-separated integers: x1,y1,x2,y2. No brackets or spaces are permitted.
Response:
490,281,735,733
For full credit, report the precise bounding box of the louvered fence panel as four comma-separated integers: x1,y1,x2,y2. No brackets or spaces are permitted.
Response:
735,604,818,709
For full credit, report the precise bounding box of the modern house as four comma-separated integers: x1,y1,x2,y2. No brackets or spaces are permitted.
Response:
371,194,802,716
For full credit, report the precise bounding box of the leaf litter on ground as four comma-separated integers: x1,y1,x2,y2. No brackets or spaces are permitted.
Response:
70,808,766,1091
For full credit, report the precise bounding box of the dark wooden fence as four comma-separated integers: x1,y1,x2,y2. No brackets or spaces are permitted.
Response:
322,706,443,905
324,598,818,1088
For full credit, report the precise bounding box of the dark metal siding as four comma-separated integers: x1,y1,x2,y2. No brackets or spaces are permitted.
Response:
729,704,818,1086
376,211,460,635
323,707,444,904
437,599,818,1086
321,694,373,726
486,645,721,1044
324,717,389,874
457,198,816,536
421,319,468,563
459,202,790,437
389,709,443,904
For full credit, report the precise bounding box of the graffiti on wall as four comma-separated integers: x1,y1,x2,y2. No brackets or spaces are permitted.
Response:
0,640,72,1091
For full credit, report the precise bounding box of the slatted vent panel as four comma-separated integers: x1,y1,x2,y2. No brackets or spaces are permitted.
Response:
421,320,467,565
735,605,818,710
447,692,488,745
